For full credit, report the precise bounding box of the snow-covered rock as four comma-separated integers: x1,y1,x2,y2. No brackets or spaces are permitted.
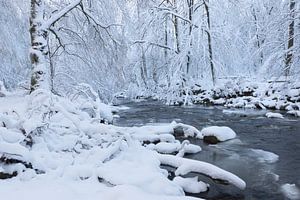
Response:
198,126,237,143
147,141,201,155
288,110,300,117
173,176,209,193
281,183,300,200
266,112,284,119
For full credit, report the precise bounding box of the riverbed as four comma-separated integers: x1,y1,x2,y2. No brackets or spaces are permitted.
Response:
114,99,300,200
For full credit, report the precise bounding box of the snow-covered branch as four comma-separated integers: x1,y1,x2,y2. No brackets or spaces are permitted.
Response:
41,0,82,30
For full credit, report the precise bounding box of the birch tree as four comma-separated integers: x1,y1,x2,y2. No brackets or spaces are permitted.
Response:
29,0,82,92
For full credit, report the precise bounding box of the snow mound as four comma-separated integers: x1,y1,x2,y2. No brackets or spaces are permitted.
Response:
173,176,209,193
281,184,300,200
97,145,184,196
250,149,279,164
266,112,284,119
198,126,236,142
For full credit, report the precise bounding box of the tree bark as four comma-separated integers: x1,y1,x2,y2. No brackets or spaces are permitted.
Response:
252,8,263,66
173,0,180,53
186,0,194,75
204,0,215,85
30,0,51,92
285,0,295,77
29,0,82,92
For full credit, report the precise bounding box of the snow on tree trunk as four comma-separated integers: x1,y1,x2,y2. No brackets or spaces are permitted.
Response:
29,0,51,92
29,0,82,92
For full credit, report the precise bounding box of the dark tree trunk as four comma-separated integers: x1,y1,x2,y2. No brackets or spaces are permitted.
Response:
186,0,194,75
204,0,215,85
285,0,295,77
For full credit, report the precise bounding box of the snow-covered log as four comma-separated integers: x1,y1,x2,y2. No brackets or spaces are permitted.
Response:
157,153,246,190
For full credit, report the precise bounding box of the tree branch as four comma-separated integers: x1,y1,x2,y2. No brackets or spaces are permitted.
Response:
41,0,82,30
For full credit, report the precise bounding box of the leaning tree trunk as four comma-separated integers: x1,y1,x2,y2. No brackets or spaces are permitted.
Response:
30,0,51,92
285,0,295,77
204,0,215,85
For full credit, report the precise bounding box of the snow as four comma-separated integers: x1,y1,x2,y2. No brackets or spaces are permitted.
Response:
96,145,185,196
0,127,25,143
281,184,300,200
41,0,82,30
173,176,209,193
0,178,202,200
0,91,246,200
198,126,237,142
266,112,284,119
157,154,246,190
250,149,279,164
147,141,201,155
99,102,114,123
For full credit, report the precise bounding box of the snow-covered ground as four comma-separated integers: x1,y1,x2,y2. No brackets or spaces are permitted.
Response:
0,90,246,200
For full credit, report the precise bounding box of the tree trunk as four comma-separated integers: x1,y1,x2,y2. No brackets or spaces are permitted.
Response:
186,0,194,75
173,0,180,53
285,0,295,77
204,0,215,85
252,8,263,66
30,0,51,92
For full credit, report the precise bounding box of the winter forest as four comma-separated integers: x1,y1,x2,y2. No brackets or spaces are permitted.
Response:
0,0,300,199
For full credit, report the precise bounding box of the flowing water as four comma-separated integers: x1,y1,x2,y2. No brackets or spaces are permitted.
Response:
114,99,300,200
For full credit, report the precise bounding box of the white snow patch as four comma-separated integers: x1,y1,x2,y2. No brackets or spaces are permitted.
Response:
147,141,201,155
173,176,209,193
158,154,246,190
198,126,236,141
266,112,284,119
281,184,300,200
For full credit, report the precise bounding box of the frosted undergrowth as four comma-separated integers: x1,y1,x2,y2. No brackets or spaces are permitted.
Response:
0,89,246,199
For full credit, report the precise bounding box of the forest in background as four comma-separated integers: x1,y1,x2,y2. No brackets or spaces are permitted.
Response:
0,0,299,103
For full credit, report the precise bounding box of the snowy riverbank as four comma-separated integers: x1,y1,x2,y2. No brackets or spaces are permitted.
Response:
0,89,245,200
130,79,300,117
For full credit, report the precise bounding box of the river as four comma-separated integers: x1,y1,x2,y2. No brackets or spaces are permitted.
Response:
114,99,300,200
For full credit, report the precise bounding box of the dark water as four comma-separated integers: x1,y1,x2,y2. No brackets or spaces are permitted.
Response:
114,99,300,200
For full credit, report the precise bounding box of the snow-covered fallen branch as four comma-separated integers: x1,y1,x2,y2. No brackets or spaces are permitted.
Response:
157,153,246,190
